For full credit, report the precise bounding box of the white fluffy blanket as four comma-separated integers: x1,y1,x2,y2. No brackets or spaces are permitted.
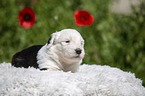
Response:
0,62,145,96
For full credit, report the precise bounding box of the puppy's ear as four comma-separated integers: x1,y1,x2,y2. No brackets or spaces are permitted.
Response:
47,33,56,48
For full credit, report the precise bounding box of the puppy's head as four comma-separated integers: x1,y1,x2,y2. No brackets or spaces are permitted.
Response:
47,29,85,62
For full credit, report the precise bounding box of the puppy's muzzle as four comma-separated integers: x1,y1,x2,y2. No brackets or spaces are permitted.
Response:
75,48,82,55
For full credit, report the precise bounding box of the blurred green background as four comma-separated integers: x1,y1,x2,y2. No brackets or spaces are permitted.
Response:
0,0,145,86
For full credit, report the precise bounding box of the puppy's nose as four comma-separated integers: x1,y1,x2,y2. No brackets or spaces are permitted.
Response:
75,48,82,54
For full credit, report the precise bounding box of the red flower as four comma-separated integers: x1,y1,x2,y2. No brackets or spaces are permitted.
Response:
74,10,94,26
18,7,36,29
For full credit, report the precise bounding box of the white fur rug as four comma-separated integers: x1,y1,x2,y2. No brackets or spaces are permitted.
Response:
0,62,145,96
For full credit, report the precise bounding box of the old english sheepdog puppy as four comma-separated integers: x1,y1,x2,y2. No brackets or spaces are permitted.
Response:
12,29,85,72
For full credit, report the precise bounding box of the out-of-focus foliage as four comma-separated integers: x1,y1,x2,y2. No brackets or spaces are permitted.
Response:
0,0,145,86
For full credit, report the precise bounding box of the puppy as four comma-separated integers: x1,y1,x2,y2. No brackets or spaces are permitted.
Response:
12,29,85,72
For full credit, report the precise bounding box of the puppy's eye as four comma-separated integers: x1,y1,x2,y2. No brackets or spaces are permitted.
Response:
65,40,70,43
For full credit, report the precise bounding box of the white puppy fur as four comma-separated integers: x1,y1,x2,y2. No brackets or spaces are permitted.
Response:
37,29,85,72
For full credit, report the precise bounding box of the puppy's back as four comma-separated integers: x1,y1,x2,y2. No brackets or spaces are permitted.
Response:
12,45,43,68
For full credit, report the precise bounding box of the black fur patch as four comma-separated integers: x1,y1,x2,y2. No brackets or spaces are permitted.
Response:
12,45,43,68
